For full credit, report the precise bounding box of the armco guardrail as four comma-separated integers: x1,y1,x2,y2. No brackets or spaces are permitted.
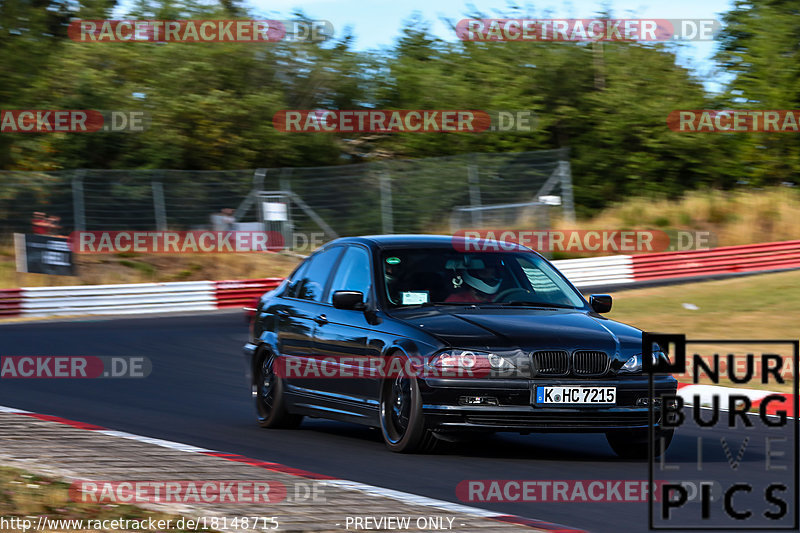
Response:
631,239,800,281
552,255,633,287
0,289,22,317
2,240,799,319
216,278,283,309
19,281,216,317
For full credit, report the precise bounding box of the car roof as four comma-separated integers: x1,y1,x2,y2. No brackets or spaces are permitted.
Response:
326,234,532,252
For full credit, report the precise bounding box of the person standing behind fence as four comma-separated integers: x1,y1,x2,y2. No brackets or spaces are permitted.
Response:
221,208,235,230
46,215,63,236
32,212,48,234
211,208,235,231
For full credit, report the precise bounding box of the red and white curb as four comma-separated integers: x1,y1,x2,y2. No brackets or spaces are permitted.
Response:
3,238,798,319
0,404,584,533
676,383,796,417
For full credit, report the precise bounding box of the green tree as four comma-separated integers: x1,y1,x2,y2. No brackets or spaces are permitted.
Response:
715,0,800,185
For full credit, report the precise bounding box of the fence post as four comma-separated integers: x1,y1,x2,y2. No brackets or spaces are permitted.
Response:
467,159,482,226
279,168,296,247
279,168,291,195
380,171,393,234
152,180,167,231
559,160,576,223
254,167,265,191
233,168,266,221
71,170,86,231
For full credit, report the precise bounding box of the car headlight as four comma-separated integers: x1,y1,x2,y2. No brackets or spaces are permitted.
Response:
428,350,517,372
620,345,667,373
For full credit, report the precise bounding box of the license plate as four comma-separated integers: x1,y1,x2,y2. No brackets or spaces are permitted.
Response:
536,386,616,405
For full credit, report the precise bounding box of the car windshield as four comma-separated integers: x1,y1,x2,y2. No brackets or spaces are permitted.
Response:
381,249,586,308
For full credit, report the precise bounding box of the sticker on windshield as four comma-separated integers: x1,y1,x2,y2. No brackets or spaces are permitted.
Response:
401,291,428,305
386,256,401,265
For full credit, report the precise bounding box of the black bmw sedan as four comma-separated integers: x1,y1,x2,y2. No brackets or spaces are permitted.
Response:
243,235,676,457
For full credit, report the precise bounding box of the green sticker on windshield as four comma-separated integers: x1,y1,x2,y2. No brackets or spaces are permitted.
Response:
386,257,401,265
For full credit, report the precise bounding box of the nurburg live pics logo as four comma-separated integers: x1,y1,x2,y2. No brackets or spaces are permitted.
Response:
645,333,798,530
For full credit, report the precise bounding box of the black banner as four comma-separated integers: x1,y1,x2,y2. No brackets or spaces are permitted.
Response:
15,233,75,276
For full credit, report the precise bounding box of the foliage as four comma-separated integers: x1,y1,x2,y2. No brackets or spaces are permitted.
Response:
0,0,797,213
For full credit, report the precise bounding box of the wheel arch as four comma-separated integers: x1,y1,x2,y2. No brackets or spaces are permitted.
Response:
382,337,426,359
251,332,280,385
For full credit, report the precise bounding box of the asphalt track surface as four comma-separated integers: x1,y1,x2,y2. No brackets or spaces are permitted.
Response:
0,312,796,533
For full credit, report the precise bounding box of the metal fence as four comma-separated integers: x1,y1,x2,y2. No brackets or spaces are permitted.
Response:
0,148,574,245
0,169,256,235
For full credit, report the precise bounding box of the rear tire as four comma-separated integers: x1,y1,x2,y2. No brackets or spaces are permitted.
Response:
379,373,437,453
254,349,303,429
606,428,674,459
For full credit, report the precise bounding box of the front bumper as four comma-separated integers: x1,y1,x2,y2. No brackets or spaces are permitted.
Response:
420,375,677,432
242,342,259,383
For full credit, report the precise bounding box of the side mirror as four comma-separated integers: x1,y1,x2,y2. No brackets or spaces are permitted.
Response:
590,294,612,313
332,290,365,310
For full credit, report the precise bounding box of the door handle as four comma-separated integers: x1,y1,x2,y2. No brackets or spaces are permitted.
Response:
314,314,328,325
275,309,289,316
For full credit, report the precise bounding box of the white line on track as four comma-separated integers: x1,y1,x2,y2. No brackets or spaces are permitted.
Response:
0,403,581,532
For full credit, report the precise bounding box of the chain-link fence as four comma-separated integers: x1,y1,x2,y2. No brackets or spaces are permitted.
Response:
0,148,574,246
254,148,573,239
0,169,256,235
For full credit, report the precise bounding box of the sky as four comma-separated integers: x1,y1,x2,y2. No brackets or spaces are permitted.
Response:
249,0,736,92
117,0,738,91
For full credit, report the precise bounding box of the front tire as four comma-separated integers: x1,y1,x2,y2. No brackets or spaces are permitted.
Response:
254,349,303,429
606,428,674,459
379,374,437,453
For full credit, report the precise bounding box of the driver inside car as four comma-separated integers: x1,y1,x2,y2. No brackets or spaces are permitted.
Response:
444,257,503,303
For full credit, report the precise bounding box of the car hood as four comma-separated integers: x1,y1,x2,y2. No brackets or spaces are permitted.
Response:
393,306,643,355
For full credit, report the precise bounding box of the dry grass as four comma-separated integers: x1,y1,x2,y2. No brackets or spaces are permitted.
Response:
437,187,800,259
3,187,799,286
0,466,210,532
601,269,799,393
558,187,800,247
0,249,302,288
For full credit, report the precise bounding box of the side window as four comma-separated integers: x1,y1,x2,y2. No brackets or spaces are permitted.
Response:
285,260,310,298
327,246,371,302
296,246,344,302
515,256,583,307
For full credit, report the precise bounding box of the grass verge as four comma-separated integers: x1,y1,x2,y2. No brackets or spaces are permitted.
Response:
604,269,799,393
0,249,301,289
3,188,800,286
557,187,800,248
0,466,216,532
